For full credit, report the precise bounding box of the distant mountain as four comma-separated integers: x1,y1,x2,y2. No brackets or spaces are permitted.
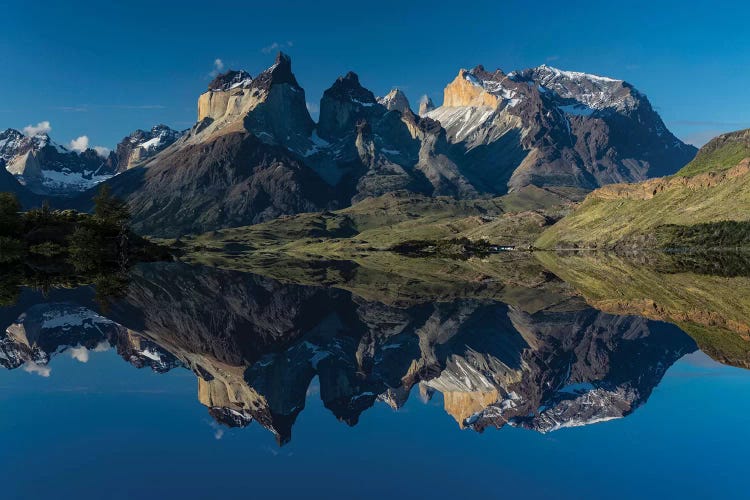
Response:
0,161,35,206
76,53,694,236
537,128,750,249
108,124,184,172
0,128,114,196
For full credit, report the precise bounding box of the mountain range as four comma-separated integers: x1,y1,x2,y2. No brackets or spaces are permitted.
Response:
0,261,697,443
0,124,183,197
1,52,696,237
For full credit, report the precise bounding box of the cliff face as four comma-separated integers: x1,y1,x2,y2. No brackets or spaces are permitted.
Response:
82,53,330,237
109,125,183,172
76,56,696,237
427,64,696,193
442,69,503,108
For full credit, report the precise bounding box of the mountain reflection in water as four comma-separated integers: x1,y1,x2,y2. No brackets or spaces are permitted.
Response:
0,258,720,444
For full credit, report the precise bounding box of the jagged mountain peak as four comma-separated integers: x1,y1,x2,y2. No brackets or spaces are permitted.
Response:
378,89,411,113
208,70,253,91
514,64,639,112
418,96,435,116
325,71,377,105
114,124,184,171
250,51,301,91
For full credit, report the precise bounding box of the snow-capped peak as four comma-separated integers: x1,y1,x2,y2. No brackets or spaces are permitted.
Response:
518,64,639,112
534,64,621,84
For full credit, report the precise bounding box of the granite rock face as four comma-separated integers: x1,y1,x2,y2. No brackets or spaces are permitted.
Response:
108,125,184,172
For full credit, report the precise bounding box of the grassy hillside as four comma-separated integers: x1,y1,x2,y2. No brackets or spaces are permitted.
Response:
536,251,750,368
168,187,586,308
677,128,750,176
537,135,750,249
180,186,585,259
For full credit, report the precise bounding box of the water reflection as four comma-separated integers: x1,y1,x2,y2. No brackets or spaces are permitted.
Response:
1,260,707,444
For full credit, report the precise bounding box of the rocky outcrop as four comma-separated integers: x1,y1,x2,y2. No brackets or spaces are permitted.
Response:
427,64,696,193
317,71,383,140
193,53,314,151
418,95,435,116
378,89,412,113
101,131,333,237
79,53,331,237
108,125,183,172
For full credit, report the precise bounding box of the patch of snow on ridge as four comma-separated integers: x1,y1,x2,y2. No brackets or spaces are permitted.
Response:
537,64,620,84
41,169,113,192
531,64,638,112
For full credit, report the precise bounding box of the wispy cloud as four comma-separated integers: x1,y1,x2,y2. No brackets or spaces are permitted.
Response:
208,421,225,440
54,104,166,112
261,41,293,54
54,105,89,112
93,146,111,157
23,120,51,136
103,104,166,110
671,120,750,127
208,58,225,78
306,101,319,115
68,135,110,156
69,135,90,152
69,345,90,363
23,361,51,377
546,55,560,62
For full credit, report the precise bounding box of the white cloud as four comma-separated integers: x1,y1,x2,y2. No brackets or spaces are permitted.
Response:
69,345,89,363
23,361,51,377
23,120,51,137
306,102,319,114
209,58,225,77
208,421,225,440
69,135,90,152
261,41,293,54
93,340,110,352
69,136,110,156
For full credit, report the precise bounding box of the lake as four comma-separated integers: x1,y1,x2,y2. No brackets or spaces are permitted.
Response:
1,258,749,499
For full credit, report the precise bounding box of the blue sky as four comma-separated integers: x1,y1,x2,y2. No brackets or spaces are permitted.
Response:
0,0,748,152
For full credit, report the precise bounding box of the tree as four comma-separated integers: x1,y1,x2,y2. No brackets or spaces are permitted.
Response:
93,184,130,228
0,192,21,236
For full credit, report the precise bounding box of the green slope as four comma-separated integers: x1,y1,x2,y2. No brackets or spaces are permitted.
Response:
537,128,750,249
677,128,750,176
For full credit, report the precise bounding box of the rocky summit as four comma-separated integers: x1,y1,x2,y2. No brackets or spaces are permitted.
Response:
66,53,695,237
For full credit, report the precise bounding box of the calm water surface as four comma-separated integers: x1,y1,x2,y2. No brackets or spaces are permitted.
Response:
1,261,749,499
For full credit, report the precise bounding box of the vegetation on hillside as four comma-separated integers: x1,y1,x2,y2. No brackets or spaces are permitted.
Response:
177,186,584,264
676,128,750,176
